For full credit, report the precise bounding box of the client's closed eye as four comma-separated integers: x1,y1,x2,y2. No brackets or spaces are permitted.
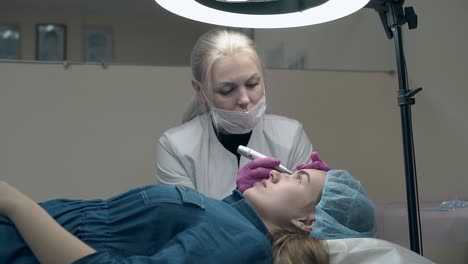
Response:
294,174,302,182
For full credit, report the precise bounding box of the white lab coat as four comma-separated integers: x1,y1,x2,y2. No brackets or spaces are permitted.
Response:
154,113,313,199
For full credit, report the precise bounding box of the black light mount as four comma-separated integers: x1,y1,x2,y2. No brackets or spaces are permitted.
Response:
196,0,329,15
365,0,418,39
366,0,423,255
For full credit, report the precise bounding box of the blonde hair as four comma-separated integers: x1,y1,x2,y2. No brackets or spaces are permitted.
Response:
272,231,330,264
182,28,264,123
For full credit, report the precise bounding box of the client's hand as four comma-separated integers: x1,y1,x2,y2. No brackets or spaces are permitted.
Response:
237,157,281,193
296,151,332,171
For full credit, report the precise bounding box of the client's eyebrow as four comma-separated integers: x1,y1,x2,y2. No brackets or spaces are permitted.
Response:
297,170,310,183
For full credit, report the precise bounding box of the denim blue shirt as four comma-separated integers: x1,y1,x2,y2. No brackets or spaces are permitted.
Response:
0,185,272,264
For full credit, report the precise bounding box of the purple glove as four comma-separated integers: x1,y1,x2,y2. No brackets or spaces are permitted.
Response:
237,157,281,193
296,151,332,171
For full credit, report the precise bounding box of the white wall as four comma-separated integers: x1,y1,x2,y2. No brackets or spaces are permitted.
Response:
0,63,192,200
255,8,395,71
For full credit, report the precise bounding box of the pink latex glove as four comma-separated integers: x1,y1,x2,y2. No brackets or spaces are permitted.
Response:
236,157,281,193
296,151,332,171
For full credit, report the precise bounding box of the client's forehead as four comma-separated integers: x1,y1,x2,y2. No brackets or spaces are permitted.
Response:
298,169,327,205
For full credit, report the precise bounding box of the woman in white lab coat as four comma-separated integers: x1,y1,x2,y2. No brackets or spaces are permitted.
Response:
154,29,313,199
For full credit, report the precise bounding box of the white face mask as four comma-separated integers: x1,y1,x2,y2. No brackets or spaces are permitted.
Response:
205,94,267,134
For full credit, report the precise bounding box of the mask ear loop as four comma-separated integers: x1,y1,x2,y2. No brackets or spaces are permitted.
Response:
262,84,270,114
193,80,213,116
197,82,221,135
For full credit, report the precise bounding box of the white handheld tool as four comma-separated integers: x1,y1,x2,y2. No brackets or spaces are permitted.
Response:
237,145,293,175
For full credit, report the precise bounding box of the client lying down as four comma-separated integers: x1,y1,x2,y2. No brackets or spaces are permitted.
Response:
0,169,375,264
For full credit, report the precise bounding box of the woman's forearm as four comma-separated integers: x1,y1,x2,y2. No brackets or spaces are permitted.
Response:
7,190,96,264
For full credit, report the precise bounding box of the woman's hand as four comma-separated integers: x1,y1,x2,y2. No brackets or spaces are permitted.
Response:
237,157,281,193
0,180,28,217
296,151,332,172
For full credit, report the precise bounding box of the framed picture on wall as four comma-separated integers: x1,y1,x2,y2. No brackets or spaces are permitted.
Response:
36,23,67,61
0,25,20,60
83,27,113,63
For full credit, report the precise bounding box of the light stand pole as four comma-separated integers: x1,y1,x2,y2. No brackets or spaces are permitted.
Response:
366,0,423,255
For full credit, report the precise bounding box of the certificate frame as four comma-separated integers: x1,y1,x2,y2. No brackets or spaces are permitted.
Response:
36,23,67,61
0,24,20,60
83,27,113,63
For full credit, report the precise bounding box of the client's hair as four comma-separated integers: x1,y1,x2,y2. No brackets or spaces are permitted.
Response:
272,231,329,264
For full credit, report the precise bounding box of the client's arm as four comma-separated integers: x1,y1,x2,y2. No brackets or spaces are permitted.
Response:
0,181,95,264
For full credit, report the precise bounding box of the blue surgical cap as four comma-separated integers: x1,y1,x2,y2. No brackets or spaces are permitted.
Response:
310,169,376,239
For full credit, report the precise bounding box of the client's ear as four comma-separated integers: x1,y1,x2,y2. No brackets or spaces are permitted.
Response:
292,213,315,233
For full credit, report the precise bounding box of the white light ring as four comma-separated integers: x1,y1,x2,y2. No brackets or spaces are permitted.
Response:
155,0,370,28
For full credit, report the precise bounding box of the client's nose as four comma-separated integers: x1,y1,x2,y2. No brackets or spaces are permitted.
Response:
269,170,281,183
